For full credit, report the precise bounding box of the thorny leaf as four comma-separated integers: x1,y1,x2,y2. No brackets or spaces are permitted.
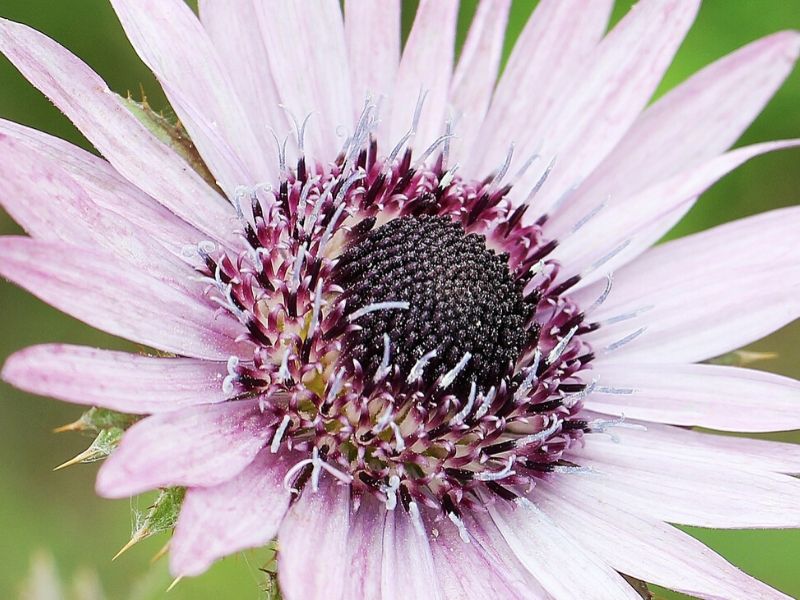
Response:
54,407,139,434
53,427,123,471
121,93,220,191
115,488,186,560
706,350,778,367
621,574,653,599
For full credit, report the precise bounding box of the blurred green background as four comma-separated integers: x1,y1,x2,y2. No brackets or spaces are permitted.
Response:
0,1,798,598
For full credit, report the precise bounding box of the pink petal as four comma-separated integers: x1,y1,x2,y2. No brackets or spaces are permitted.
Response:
570,431,800,528
381,508,444,600
96,400,274,498
513,0,699,218
2,344,229,414
465,511,550,598
0,18,235,246
388,0,459,156
447,0,511,163
427,511,533,600
0,118,204,255
0,134,192,280
586,363,800,432
623,421,800,475
489,498,641,599
170,449,294,577
576,205,800,362
278,478,350,600
466,0,613,178
109,0,276,187
199,0,291,164
343,494,386,600
345,0,400,139
254,0,353,161
555,140,800,289
0,237,246,360
538,482,790,600
548,31,800,237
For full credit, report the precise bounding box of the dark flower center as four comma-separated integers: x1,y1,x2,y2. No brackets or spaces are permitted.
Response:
334,215,532,393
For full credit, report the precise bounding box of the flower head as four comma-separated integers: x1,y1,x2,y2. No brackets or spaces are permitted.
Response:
1,1,799,598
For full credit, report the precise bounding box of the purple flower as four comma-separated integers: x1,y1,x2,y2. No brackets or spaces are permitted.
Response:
1,1,799,598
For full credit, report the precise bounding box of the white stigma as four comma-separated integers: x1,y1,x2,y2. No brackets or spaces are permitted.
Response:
439,352,472,390
373,333,392,382
348,301,410,323
547,326,578,365
407,349,438,383
271,415,292,454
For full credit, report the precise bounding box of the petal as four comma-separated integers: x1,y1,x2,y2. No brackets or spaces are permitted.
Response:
170,449,294,577
427,511,532,600
570,430,800,528
586,363,800,432
199,0,291,163
278,478,350,600
576,205,800,362
0,118,204,254
109,0,276,188
345,0,400,138
466,0,613,178
556,140,800,289
343,494,386,600
0,133,192,279
465,511,550,599
254,0,353,161
388,0,459,155
619,421,800,475
96,400,274,498
447,0,511,163
381,508,444,600
538,482,790,600
547,31,800,237
513,0,700,218
0,18,235,246
0,238,246,360
2,344,229,414
489,498,641,599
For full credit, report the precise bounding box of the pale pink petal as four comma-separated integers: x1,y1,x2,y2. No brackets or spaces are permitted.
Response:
345,0,400,137
569,432,800,528
447,0,511,163
2,344,230,414
278,479,350,600
0,18,236,246
96,400,274,498
489,498,641,599
388,0,459,156
466,0,613,178
576,205,800,362
343,494,386,600
0,238,246,360
555,140,800,288
170,450,294,577
538,482,790,600
109,0,276,187
381,508,444,600
586,363,800,432
465,511,551,599
514,0,700,221
0,134,192,280
199,0,291,161
427,511,534,600
620,421,800,475
254,0,353,161
548,31,800,237
0,118,204,255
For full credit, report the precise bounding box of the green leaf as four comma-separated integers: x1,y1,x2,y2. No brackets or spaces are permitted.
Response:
121,94,220,191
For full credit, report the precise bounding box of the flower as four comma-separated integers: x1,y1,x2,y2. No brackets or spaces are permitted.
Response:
0,0,799,598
